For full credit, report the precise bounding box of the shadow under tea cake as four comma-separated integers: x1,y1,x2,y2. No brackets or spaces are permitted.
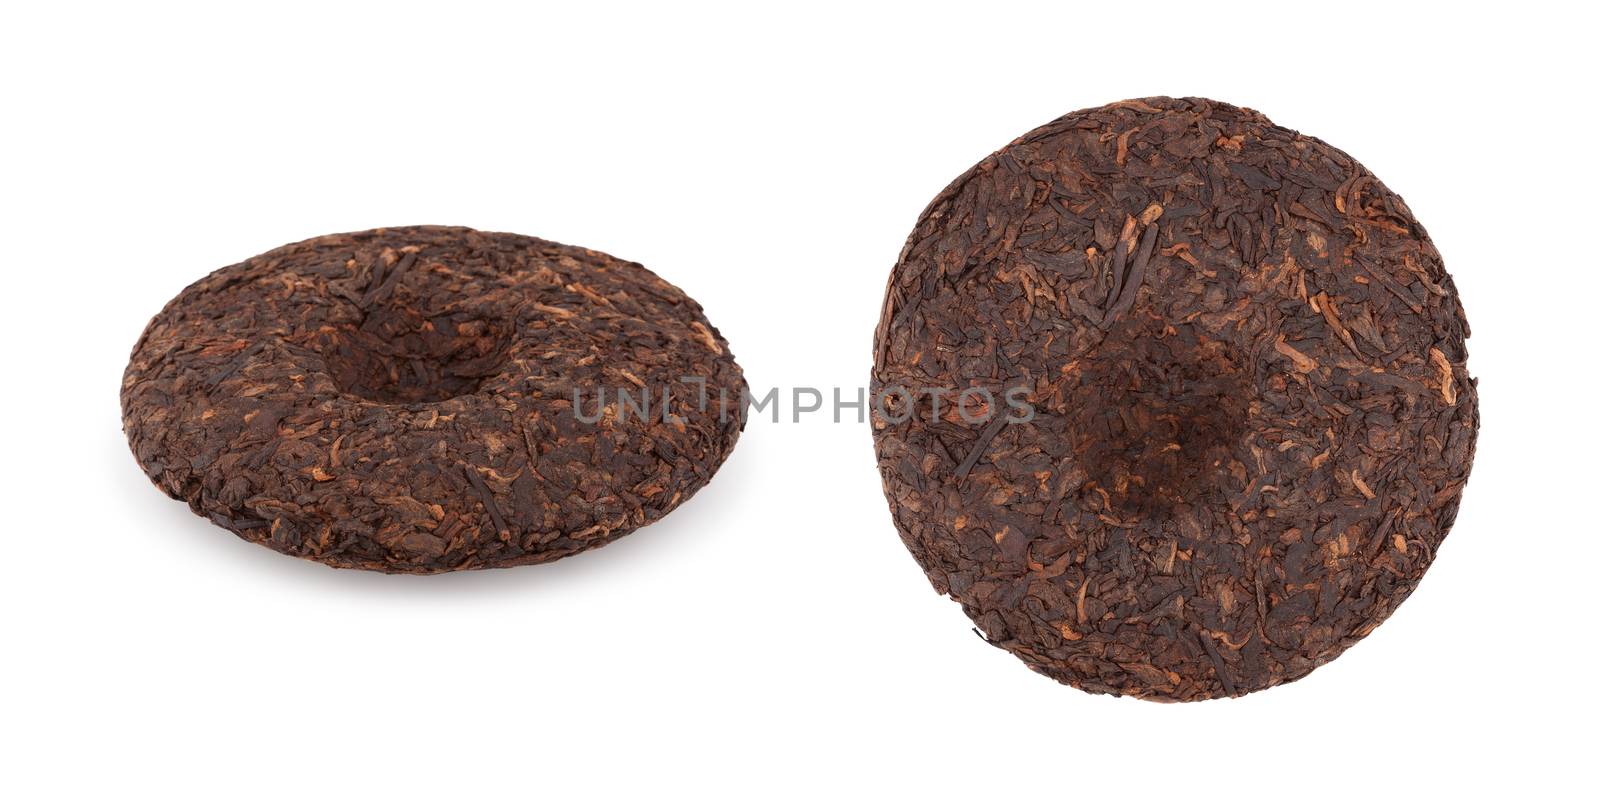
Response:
124,226,745,573
870,98,1477,700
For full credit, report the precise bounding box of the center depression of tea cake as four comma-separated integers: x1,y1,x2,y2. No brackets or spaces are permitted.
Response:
870,97,1477,700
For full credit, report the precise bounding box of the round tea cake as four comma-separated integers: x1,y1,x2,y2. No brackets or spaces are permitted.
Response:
871,98,1477,700
124,226,745,573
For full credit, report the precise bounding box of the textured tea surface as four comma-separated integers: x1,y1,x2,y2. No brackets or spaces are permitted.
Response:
871,98,1477,700
124,226,745,573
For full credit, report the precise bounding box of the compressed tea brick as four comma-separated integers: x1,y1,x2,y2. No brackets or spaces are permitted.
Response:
124,226,745,573
871,98,1477,700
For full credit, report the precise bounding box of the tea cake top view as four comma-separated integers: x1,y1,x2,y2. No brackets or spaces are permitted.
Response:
871,97,1477,700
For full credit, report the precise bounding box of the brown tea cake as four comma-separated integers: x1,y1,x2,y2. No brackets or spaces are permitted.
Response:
124,226,745,573
871,98,1477,700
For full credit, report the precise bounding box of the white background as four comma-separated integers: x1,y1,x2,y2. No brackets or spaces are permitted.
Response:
3,2,1595,797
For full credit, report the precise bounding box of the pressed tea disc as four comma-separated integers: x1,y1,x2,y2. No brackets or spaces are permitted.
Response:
870,98,1477,700
124,226,745,573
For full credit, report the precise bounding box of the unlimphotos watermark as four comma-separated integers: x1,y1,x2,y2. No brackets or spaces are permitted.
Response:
571,376,1034,426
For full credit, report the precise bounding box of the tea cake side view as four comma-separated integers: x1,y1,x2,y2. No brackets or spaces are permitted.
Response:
123,226,746,573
